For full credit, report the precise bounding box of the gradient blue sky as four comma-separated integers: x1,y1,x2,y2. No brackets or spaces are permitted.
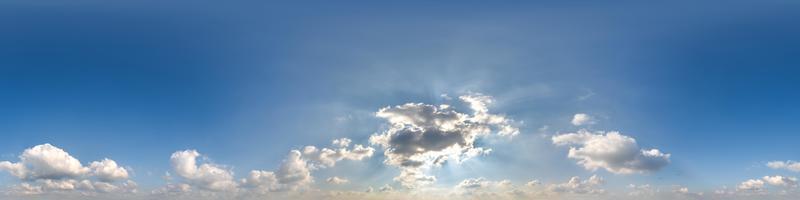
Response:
1,1,799,199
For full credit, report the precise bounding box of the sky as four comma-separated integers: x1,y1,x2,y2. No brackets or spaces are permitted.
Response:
1,1,799,200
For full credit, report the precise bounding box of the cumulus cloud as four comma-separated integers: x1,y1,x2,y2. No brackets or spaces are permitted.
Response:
767,161,800,172
571,113,597,126
456,177,511,190
0,144,136,195
240,138,374,193
736,175,798,194
378,184,394,192
369,94,518,188
326,176,349,185
272,150,313,191
547,175,605,194
738,179,765,192
301,140,374,170
552,129,670,174
0,144,89,180
762,175,798,187
89,159,129,182
169,150,238,192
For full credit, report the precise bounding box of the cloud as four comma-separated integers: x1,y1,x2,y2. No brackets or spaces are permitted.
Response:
0,144,136,195
571,113,596,126
456,177,511,190
0,143,89,180
737,179,765,192
326,176,349,185
273,150,313,191
546,175,605,194
89,159,129,182
767,161,800,172
762,175,798,187
369,94,518,188
525,180,541,187
552,129,671,174
301,140,375,170
736,175,798,193
169,150,238,192
332,138,352,148
378,184,394,192
151,183,192,195
240,138,374,193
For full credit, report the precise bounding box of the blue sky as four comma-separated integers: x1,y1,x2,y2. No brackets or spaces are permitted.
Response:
1,1,799,199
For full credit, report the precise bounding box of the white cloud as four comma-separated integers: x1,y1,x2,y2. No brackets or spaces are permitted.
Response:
89,158,129,182
274,150,313,191
378,184,394,192
151,183,192,195
369,94,518,188
169,150,238,192
326,176,349,185
456,177,512,191
547,175,605,194
0,144,136,195
767,161,800,172
673,187,689,194
571,113,596,126
241,138,373,193
332,138,352,148
735,175,798,194
737,179,765,192
393,168,436,188
301,142,374,170
552,129,670,174
762,175,797,187
1,143,89,180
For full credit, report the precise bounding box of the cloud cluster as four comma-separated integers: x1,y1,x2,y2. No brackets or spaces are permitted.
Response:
160,138,374,195
301,139,374,170
571,113,596,126
738,175,798,192
767,161,800,172
370,94,518,188
546,175,605,194
0,144,136,195
445,175,608,199
169,150,238,192
552,129,670,174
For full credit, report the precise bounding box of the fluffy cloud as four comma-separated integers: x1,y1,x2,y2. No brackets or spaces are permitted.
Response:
737,175,798,193
326,176,349,185
369,94,518,188
0,144,136,195
272,150,313,191
301,139,375,170
89,159,129,182
240,138,373,193
737,179,765,192
762,175,797,187
546,175,605,194
169,150,238,192
0,144,89,180
552,129,671,174
571,113,596,126
767,161,800,172
446,175,607,199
